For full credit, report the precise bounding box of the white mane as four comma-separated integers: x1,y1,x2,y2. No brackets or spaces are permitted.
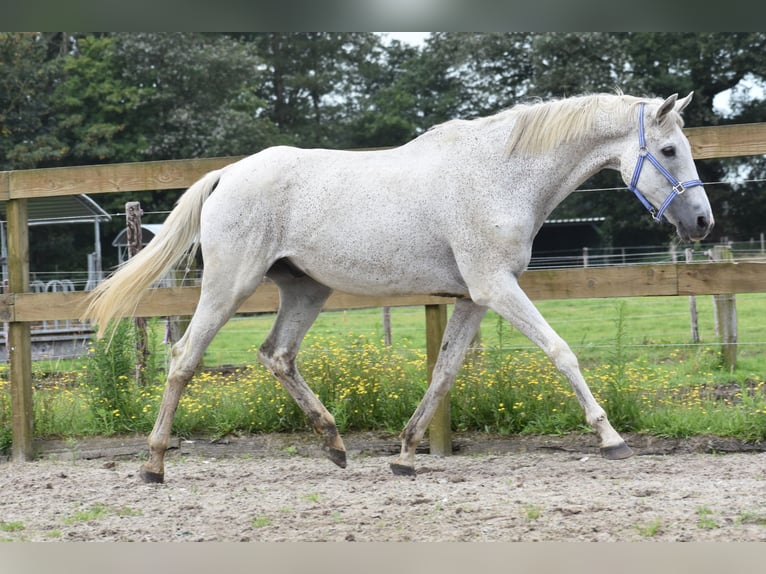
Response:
504,93,681,156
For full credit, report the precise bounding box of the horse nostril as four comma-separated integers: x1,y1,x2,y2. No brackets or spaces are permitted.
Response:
697,216,710,230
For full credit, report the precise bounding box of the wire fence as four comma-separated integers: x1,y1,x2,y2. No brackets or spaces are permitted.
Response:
13,171,766,365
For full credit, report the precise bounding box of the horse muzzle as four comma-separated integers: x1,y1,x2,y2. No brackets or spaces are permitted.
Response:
676,211,714,242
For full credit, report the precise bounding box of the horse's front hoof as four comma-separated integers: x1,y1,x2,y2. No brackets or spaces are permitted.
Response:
600,442,634,460
390,462,416,477
139,466,165,484
324,447,347,469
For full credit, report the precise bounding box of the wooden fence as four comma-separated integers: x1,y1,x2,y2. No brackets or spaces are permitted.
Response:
3,121,766,461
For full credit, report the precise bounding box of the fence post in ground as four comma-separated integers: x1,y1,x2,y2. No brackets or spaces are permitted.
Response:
7,198,34,461
425,303,451,456
126,201,149,385
382,306,392,346
709,245,737,370
685,248,699,343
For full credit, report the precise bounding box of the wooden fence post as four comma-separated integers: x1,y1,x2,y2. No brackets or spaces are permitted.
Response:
685,248,699,343
126,201,149,385
425,304,451,456
7,198,34,461
382,306,392,346
709,245,737,370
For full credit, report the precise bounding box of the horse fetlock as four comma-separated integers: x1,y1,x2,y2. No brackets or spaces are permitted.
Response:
320,425,345,450
258,346,297,379
585,409,608,427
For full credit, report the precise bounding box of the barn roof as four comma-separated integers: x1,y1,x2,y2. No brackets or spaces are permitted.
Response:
0,194,112,226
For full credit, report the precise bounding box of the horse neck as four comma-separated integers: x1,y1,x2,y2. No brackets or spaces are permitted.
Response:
525,131,626,220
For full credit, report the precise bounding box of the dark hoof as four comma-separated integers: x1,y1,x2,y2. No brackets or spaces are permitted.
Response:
324,447,347,469
139,468,165,484
600,442,634,460
390,462,416,477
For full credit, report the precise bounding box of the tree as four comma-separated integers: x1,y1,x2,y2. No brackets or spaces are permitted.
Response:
237,33,382,148
112,32,283,160
52,34,147,165
476,32,766,247
5,32,766,273
0,33,66,170
344,35,465,148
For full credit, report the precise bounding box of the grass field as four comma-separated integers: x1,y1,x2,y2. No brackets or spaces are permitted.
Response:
2,292,766,452
203,292,766,382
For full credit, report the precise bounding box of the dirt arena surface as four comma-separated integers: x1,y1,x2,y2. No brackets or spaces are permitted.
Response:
1,432,765,542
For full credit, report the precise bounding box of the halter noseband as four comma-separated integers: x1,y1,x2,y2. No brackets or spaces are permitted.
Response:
628,103,704,223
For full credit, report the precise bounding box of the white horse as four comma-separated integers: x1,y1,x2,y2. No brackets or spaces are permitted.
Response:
85,92,713,483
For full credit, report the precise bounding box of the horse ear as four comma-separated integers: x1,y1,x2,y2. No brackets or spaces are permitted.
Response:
675,91,694,112
656,93,679,123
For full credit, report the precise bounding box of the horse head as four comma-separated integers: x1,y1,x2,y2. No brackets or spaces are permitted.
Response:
620,92,714,242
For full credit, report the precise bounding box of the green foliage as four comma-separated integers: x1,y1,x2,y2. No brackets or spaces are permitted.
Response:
4,32,766,273
0,521,25,533
696,506,719,529
61,502,141,525
523,504,542,521
635,519,663,537
600,302,642,432
251,516,272,528
5,296,766,444
0,426,10,456
0,377,10,455
82,319,147,434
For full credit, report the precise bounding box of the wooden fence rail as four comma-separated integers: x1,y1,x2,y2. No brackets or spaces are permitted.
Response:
3,121,766,461
2,261,766,323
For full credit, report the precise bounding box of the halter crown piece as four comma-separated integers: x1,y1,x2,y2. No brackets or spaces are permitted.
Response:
628,103,704,223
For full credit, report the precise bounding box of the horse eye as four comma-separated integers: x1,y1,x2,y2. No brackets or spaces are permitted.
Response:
661,146,676,158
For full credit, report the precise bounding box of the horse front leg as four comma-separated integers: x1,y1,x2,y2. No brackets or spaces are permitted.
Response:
391,298,487,476
476,274,633,460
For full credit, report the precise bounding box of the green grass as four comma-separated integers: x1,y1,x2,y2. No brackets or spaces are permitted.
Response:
250,516,272,528
63,503,111,525
522,504,542,521
62,503,141,525
736,512,766,526
635,519,663,537
696,506,719,529
0,521,25,533
2,294,766,451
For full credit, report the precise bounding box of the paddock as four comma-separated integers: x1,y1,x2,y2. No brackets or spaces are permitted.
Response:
1,431,765,541
1,115,766,468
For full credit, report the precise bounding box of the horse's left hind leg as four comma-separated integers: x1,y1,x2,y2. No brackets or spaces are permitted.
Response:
259,271,346,468
140,288,251,483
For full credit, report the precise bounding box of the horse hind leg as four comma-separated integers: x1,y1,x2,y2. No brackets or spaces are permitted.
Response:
140,263,269,483
258,270,346,468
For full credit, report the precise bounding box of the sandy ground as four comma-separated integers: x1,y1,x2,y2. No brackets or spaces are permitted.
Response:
1,432,765,542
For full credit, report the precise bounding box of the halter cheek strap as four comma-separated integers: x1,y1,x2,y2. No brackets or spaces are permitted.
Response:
628,103,704,223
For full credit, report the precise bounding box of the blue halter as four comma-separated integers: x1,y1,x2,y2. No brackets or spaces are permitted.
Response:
628,103,704,223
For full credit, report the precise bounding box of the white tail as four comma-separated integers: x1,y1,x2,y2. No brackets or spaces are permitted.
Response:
83,169,223,337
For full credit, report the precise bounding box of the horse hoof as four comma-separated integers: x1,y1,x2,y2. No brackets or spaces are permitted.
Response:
390,462,416,477
600,442,634,460
325,447,347,469
139,467,165,484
